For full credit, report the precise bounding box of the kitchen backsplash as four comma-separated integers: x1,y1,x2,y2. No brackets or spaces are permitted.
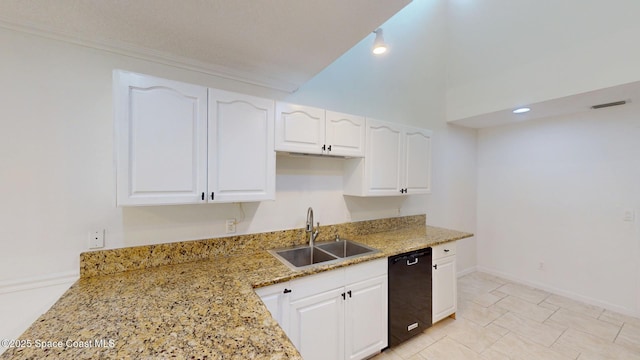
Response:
80,214,426,278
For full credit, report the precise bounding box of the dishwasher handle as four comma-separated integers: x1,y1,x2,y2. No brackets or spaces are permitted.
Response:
390,249,431,265
391,255,408,264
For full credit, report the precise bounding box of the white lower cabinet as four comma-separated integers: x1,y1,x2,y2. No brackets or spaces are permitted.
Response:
256,259,387,360
344,275,388,360
289,287,346,360
254,281,291,332
432,242,457,323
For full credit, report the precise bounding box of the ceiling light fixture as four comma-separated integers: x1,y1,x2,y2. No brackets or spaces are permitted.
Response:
372,28,387,55
512,107,531,114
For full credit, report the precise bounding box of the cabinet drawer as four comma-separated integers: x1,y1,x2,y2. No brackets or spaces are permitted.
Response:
345,258,387,284
290,268,344,301
432,241,456,260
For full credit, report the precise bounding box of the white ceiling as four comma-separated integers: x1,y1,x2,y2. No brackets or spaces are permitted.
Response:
448,80,640,129
0,0,410,92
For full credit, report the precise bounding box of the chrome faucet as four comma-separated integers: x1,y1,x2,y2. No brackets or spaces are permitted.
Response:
306,207,319,247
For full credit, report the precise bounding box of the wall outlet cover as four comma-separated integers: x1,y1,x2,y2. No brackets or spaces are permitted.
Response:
226,219,236,234
623,209,635,222
89,230,105,249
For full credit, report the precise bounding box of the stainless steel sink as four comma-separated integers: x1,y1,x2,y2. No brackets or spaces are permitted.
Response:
272,246,338,268
315,240,379,259
269,239,379,270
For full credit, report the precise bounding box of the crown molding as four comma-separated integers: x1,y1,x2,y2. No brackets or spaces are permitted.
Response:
0,17,298,93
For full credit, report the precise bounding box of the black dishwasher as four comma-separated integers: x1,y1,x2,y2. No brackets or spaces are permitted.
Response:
388,247,432,347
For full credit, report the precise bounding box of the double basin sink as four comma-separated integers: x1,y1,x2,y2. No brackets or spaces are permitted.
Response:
269,239,379,270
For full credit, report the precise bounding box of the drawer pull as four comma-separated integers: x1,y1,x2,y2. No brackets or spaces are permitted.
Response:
444,249,450,252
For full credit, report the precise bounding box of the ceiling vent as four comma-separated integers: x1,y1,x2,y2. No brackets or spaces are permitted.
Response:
591,100,627,109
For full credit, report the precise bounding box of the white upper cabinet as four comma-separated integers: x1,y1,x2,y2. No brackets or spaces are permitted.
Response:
115,70,275,206
275,103,365,157
343,119,432,196
275,102,325,154
208,89,275,202
403,126,432,194
364,119,404,195
325,111,366,157
115,70,208,206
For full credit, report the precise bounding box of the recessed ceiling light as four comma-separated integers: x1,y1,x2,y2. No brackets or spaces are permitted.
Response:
513,107,530,114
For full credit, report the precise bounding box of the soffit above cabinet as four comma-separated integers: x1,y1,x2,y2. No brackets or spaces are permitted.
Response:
448,80,640,129
0,0,410,92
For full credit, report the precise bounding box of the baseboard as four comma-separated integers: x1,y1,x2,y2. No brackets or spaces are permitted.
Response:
476,266,640,318
457,265,477,278
0,272,78,295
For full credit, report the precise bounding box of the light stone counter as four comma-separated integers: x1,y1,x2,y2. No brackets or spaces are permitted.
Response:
1,215,472,359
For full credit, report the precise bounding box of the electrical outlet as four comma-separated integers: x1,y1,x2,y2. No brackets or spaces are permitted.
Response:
89,230,105,249
623,209,635,222
226,219,236,234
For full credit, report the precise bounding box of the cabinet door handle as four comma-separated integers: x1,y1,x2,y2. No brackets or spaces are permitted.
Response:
341,292,346,300
210,192,214,200
283,288,292,294
433,264,438,270
201,192,205,201
322,144,326,151
444,249,450,253
327,145,332,151
347,290,352,298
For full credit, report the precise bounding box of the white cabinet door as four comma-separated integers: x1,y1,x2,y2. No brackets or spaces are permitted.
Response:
403,127,432,194
275,102,325,154
344,119,432,197
255,282,291,333
289,287,345,360
325,111,365,157
208,89,275,202
345,275,388,360
365,119,403,195
285,259,387,360
432,255,457,323
114,70,208,206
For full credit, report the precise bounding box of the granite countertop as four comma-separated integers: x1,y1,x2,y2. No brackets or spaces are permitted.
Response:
1,223,472,359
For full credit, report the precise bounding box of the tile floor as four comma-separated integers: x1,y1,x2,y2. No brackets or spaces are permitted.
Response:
373,272,640,360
